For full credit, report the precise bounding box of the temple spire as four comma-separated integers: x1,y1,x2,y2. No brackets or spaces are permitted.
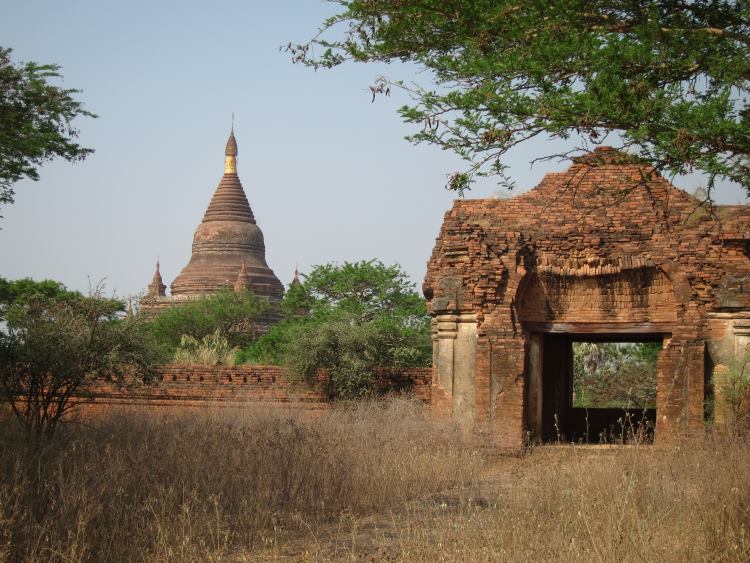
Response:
291,265,302,287
224,120,238,174
148,259,167,297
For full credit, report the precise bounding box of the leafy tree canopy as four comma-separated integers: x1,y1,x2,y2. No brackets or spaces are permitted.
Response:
143,289,268,354
239,260,431,397
573,341,660,409
282,260,427,323
0,47,95,210
293,1,750,194
0,292,163,437
0,276,81,320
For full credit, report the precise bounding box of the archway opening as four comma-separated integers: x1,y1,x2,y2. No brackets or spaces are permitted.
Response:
527,333,664,443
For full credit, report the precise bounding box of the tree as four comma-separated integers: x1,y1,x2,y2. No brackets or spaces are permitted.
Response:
573,342,660,408
0,293,163,438
0,275,81,320
285,260,428,323
293,1,750,194
144,289,268,355
238,260,431,398
0,47,95,211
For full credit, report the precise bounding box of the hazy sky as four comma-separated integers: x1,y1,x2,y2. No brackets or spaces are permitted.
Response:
1,1,747,299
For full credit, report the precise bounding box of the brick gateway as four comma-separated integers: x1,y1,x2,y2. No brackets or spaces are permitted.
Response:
424,148,750,447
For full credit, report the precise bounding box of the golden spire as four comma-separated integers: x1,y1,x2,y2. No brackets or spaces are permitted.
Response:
224,116,238,174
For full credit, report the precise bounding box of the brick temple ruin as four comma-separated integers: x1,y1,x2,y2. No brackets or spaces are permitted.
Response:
424,147,750,447
140,128,284,329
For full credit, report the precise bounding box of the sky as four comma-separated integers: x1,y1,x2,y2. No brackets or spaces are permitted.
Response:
1,1,748,300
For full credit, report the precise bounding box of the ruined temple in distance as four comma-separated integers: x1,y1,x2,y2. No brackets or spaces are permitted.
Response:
424,147,750,447
140,128,284,330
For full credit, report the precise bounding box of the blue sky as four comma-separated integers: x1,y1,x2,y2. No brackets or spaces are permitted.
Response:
1,1,747,299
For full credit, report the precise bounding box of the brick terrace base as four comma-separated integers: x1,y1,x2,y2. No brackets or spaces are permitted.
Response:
79,365,432,413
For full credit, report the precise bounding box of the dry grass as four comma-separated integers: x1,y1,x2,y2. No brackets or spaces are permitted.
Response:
278,439,750,562
2,402,750,562
0,399,478,562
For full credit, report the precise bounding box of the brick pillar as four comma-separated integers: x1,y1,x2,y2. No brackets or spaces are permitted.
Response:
489,335,527,449
656,340,705,443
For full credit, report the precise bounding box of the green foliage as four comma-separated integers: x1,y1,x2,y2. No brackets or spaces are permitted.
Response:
0,47,95,211
573,342,660,409
0,275,82,320
285,321,382,399
291,260,427,322
239,260,431,398
172,329,237,366
144,289,267,354
294,1,750,195
235,318,296,365
0,293,164,437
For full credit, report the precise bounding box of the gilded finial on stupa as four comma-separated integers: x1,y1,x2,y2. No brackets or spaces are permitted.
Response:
225,118,238,174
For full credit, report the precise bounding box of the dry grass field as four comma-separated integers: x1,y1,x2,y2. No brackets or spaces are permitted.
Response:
0,399,748,562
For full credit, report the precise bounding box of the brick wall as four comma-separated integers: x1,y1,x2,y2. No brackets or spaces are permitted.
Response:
82,365,431,412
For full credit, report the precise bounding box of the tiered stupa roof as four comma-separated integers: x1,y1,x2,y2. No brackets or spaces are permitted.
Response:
170,128,284,302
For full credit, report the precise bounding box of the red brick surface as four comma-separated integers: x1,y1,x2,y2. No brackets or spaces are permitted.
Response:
425,148,750,446
83,365,431,411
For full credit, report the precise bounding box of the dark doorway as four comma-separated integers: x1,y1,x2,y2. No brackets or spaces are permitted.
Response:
527,334,663,443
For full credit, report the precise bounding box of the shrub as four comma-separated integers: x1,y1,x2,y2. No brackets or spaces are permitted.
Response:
144,289,267,354
172,329,237,365
0,293,162,437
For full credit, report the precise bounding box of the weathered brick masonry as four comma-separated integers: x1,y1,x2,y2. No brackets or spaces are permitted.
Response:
84,365,431,411
139,128,284,331
424,147,750,447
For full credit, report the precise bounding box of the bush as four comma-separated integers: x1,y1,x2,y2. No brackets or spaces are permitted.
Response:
238,261,432,397
172,329,237,365
285,318,429,398
0,293,163,437
144,289,266,354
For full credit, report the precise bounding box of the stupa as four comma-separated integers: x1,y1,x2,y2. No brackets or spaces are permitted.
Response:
140,127,284,327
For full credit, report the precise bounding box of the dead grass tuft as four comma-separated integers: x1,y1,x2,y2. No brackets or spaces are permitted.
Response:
3,401,749,561
348,438,750,562
0,399,478,562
